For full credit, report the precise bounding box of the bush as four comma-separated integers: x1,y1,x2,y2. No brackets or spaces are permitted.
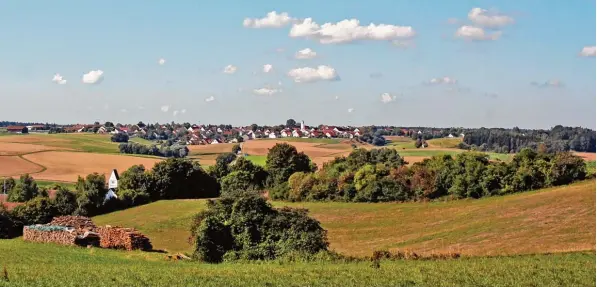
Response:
11,197,58,226
53,187,78,216
191,195,328,263
265,143,315,187
151,158,219,200
7,174,39,202
111,133,129,143
0,205,19,239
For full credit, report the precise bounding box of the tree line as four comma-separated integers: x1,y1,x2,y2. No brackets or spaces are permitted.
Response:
461,126,596,153
118,142,190,158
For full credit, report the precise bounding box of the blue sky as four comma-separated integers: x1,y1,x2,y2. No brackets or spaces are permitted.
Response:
0,0,595,128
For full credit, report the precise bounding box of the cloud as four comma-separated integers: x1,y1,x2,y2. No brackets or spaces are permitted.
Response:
531,80,564,88
295,48,317,59
205,96,215,102
263,64,273,73
160,105,170,112
455,25,501,41
82,70,104,84
138,106,145,110
287,65,339,83
223,65,237,74
52,74,67,85
426,77,458,85
253,87,281,96
120,109,127,113
335,95,340,100
380,93,396,103
468,8,514,28
580,46,596,57
181,109,186,114
369,72,383,79
158,58,166,65
173,110,179,116
278,81,283,86
289,18,415,44
348,108,354,113
243,11,294,28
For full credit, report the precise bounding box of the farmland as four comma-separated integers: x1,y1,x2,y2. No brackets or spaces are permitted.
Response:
94,180,596,256
0,239,593,287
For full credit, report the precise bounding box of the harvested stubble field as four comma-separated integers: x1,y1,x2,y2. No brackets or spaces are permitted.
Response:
0,239,593,287
94,180,596,256
0,142,67,156
22,151,162,182
0,156,43,177
242,140,353,167
0,133,119,154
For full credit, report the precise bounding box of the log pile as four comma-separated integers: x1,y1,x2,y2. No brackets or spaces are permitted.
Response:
23,225,77,246
50,216,97,231
96,226,152,251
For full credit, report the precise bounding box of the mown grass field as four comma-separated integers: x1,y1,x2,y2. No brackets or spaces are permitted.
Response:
244,155,266,166
0,239,593,287
94,180,596,256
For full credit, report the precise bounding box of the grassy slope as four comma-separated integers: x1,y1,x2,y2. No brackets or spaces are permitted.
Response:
244,155,266,166
0,240,593,287
94,180,596,256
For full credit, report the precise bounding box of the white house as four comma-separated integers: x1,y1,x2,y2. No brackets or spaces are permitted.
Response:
447,134,455,138
105,169,119,201
268,133,277,139
281,130,291,138
292,130,301,138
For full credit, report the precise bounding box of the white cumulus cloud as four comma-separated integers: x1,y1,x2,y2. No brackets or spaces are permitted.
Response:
290,18,415,44
531,80,564,88
181,109,186,114
263,64,273,73
380,93,396,103
253,87,281,96
427,77,458,85
455,25,501,41
223,65,238,74
173,110,179,116
295,48,317,59
52,74,67,85
160,105,170,112
82,70,104,84
468,8,514,28
287,65,339,83
243,11,294,28
205,96,215,102
120,109,127,113
158,58,166,65
348,108,354,113
580,46,596,57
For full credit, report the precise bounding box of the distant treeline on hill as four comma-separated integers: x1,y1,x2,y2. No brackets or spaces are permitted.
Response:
460,126,596,153
0,121,49,127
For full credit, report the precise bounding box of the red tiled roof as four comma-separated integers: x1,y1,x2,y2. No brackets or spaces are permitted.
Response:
6,126,25,130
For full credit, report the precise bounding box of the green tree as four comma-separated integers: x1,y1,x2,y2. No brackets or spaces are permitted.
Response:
53,187,77,215
2,178,16,194
286,119,297,128
209,153,238,180
265,143,315,186
74,173,108,216
12,197,57,225
8,174,39,202
191,195,328,263
151,158,219,200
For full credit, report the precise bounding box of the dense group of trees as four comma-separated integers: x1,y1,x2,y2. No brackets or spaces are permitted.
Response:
110,133,129,143
0,159,219,238
461,126,596,153
269,147,588,203
119,142,189,158
190,195,328,263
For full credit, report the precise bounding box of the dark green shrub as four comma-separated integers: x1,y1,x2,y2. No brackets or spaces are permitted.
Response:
53,187,77,215
191,195,328,263
11,197,57,226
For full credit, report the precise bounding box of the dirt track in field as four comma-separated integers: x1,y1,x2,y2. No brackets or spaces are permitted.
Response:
22,151,162,182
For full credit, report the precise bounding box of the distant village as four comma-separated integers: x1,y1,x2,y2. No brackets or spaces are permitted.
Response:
2,120,467,145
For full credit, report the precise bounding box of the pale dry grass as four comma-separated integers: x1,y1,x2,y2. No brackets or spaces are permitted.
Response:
574,152,596,161
22,151,162,182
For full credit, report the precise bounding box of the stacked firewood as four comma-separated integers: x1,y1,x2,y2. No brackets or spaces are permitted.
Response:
96,226,152,251
50,216,97,232
23,226,77,245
